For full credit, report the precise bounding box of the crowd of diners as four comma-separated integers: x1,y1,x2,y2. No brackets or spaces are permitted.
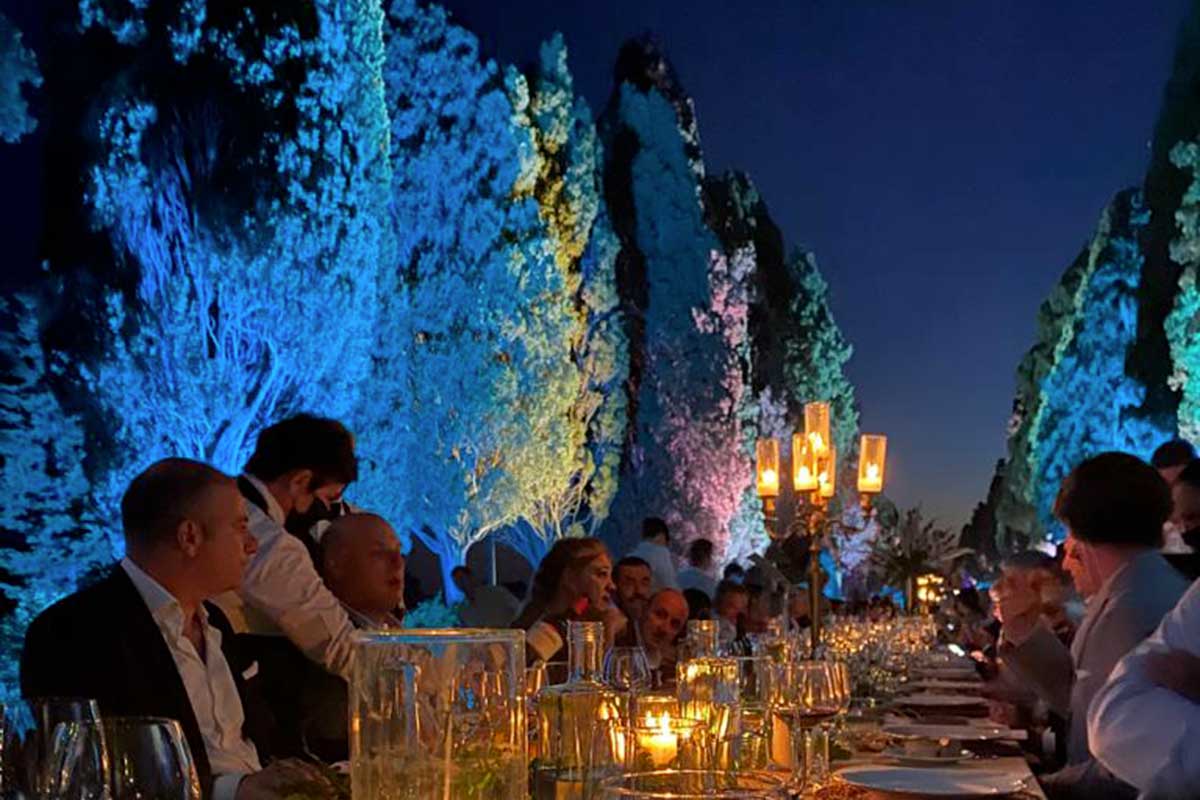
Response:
18,414,1200,799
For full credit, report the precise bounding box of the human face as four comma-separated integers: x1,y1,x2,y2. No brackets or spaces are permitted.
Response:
287,468,346,515
1172,482,1200,533
615,563,652,620
193,481,256,596
328,521,406,616
718,591,748,624
1160,465,1187,486
569,552,615,613
1061,533,1101,597
640,591,688,651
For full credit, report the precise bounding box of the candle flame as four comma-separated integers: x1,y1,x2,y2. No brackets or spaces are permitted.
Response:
866,463,880,481
761,468,778,486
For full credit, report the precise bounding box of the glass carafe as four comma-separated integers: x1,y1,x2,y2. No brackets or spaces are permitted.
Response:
534,621,624,800
350,628,527,800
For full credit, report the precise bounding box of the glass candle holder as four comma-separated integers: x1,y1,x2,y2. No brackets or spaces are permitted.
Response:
625,713,703,771
599,769,788,799
350,629,527,800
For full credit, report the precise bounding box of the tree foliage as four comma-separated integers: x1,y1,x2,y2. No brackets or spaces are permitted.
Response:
0,12,40,143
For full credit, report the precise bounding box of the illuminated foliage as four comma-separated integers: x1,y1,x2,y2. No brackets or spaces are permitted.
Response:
0,12,40,143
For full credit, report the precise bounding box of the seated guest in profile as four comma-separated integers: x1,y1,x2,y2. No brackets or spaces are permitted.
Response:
1162,458,1200,580
676,539,718,598
722,561,745,584
613,556,653,631
1088,578,1200,799
996,453,1187,800
21,459,326,800
1151,437,1195,485
628,517,680,591
452,565,519,628
300,513,405,762
512,537,623,663
637,589,689,685
713,580,749,646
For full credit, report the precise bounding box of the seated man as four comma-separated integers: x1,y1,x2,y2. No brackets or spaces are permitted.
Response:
301,513,406,761
996,452,1187,799
452,565,519,628
676,539,717,598
613,556,653,635
21,459,324,800
714,580,749,647
637,589,689,685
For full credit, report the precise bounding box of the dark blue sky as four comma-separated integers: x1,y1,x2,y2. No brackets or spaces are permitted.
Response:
444,0,1192,528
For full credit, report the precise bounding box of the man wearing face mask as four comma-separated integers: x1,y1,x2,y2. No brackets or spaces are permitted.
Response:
997,452,1188,800
213,414,361,757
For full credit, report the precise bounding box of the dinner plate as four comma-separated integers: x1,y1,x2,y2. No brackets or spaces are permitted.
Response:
835,765,1027,797
882,723,1016,741
896,693,988,709
905,679,983,692
882,746,976,767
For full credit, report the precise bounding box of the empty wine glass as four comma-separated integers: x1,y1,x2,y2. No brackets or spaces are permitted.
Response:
23,697,101,798
56,717,200,800
769,662,839,792
604,647,653,693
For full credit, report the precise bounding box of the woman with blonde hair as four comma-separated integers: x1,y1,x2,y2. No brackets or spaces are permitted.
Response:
513,537,625,661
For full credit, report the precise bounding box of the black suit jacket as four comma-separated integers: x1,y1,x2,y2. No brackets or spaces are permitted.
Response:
20,566,274,798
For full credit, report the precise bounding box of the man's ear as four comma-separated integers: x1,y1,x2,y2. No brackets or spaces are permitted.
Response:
288,469,314,497
177,518,204,558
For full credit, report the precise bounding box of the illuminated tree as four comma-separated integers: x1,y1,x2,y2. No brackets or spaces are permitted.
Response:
1167,140,1200,442
0,12,39,143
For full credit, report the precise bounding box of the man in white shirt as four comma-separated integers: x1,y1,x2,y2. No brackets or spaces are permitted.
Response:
212,414,361,749
22,459,325,800
451,565,520,628
1088,578,1200,799
676,538,718,599
627,517,680,592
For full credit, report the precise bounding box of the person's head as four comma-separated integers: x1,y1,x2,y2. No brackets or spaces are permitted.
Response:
319,513,405,618
722,562,744,584
451,565,478,597
642,517,670,546
682,588,712,620
614,556,653,621
520,538,614,624
686,539,714,569
996,551,1067,621
122,458,255,599
714,580,749,624
244,414,357,516
1171,459,1200,536
639,589,689,652
1152,439,1196,485
1054,452,1171,596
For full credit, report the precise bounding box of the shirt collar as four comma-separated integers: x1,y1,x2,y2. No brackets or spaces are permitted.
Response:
241,472,286,525
120,557,208,635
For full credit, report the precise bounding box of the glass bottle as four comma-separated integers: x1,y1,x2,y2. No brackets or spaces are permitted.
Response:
533,621,624,800
676,620,740,744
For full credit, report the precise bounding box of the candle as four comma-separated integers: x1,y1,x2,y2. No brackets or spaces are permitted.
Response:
637,713,678,767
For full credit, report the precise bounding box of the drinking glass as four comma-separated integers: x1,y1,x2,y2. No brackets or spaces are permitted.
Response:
55,717,200,800
24,697,101,798
769,662,839,791
604,647,653,693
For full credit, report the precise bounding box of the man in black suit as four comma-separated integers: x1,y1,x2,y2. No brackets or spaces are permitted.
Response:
21,459,327,800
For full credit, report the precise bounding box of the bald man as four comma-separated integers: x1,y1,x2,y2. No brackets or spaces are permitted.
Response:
293,514,406,762
319,513,406,628
639,589,689,682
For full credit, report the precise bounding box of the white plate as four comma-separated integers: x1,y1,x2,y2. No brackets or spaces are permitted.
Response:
835,764,1027,797
883,723,1015,741
882,746,976,767
897,693,988,708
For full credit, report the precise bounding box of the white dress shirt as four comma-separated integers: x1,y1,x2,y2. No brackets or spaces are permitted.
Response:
1088,578,1200,799
628,540,680,591
212,473,358,680
120,559,261,800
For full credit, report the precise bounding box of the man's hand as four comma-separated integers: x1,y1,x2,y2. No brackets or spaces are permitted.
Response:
1142,648,1200,703
236,760,334,800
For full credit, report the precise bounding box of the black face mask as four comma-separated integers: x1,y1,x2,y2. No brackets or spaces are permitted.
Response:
285,497,342,539
1183,526,1200,551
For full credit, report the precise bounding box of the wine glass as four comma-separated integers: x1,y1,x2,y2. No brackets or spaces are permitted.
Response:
769,661,839,792
56,717,200,800
604,647,653,693
23,697,102,798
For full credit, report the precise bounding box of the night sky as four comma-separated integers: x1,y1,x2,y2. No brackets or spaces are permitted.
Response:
443,0,1192,529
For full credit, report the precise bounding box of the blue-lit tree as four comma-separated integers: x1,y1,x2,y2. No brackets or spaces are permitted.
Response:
72,0,392,552
1008,190,1167,540
0,294,106,701
356,0,582,599
1167,140,1200,442
0,12,39,144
